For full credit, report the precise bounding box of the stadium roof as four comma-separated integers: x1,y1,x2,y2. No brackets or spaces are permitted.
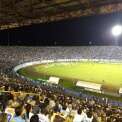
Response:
1,0,122,30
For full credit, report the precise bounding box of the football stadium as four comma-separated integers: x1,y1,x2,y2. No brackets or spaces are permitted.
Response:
0,0,122,122
18,55,122,93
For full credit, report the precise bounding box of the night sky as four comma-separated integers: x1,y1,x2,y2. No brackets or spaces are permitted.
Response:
0,12,122,46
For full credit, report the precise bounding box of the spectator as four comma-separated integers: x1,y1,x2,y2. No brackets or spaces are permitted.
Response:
0,113,8,122
73,108,85,122
30,115,39,122
11,106,25,122
38,108,49,122
23,104,33,122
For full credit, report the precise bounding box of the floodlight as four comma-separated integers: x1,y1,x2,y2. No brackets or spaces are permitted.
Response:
112,25,122,36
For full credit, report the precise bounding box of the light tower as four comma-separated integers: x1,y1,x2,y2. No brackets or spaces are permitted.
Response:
111,25,122,45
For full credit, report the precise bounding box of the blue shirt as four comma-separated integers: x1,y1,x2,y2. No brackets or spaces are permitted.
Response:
11,116,25,122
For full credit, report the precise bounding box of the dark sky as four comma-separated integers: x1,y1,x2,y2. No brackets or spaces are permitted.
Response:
0,12,122,46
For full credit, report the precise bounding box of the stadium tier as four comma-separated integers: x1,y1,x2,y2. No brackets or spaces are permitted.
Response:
1,0,122,121
0,46,122,122
1,46,122,69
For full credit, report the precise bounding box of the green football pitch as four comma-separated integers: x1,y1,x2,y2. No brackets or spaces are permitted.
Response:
18,61,122,92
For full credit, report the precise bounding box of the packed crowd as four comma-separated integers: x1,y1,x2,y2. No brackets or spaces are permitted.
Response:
1,46,122,71
0,46,122,122
0,73,122,122
0,46,122,75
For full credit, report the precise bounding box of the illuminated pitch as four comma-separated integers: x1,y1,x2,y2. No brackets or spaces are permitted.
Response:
18,61,122,92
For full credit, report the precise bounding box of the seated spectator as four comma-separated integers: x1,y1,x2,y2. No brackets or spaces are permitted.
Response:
0,113,8,122
65,115,73,122
60,104,68,118
38,108,49,122
51,106,65,122
23,104,33,122
10,106,25,122
30,115,39,122
73,108,85,122
5,101,15,119
85,111,93,122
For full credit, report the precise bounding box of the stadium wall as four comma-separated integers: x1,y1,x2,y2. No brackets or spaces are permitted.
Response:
14,58,122,73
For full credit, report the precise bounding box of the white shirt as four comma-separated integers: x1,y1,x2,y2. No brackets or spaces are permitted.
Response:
61,109,68,118
83,116,93,122
49,100,55,108
73,114,84,122
73,111,88,122
38,113,49,122
28,112,33,121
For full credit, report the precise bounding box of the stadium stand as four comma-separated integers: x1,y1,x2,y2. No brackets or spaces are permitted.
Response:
0,46,122,122
0,46,122,73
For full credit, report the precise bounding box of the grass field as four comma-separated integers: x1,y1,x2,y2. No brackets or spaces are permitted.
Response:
18,61,122,91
